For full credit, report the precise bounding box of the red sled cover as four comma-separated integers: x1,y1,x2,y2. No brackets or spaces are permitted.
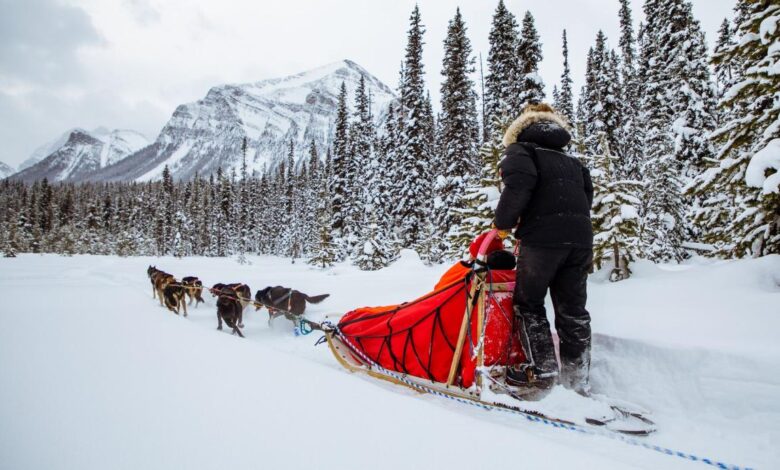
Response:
337,267,526,389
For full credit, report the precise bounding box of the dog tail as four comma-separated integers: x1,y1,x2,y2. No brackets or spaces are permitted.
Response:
304,293,330,304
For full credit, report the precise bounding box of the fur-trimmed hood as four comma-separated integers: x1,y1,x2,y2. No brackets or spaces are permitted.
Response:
502,111,571,148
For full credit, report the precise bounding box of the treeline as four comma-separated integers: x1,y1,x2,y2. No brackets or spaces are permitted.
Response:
1,0,777,274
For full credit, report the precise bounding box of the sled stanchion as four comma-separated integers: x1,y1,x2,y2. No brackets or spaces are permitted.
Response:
473,228,496,391
475,278,486,391
446,277,478,387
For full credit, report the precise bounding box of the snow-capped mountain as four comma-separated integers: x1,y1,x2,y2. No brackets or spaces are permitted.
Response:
88,59,396,182
19,130,77,172
0,161,14,179
12,129,149,183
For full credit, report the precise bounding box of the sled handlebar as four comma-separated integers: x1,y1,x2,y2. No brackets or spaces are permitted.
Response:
476,229,499,263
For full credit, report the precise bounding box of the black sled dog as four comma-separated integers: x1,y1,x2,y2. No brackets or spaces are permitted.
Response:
216,287,244,338
210,283,251,327
254,286,329,324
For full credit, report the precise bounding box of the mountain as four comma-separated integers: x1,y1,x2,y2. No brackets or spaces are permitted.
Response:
0,161,14,179
12,129,149,183
87,59,396,182
19,129,76,172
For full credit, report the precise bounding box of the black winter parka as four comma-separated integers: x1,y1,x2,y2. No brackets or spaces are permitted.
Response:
494,119,594,247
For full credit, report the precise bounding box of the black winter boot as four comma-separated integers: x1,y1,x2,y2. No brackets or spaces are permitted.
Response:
560,350,591,397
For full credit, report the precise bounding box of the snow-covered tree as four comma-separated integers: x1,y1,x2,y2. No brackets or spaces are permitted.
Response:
713,18,737,108
392,5,434,247
638,0,717,259
354,210,394,271
554,29,574,123
329,82,351,259
454,114,511,254
666,1,718,180
437,8,480,258
581,32,623,159
484,0,519,136
617,0,643,180
689,0,779,257
591,133,643,280
308,168,339,268
515,11,545,108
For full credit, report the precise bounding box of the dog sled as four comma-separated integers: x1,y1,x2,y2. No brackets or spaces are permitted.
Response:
320,230,656,436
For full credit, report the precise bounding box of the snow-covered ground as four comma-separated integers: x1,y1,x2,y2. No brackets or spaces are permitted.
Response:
1,252,778,469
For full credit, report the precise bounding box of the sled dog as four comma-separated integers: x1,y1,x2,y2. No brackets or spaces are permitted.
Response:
182,276,205,307
150,269,175,307
163,282,188,316
254,286,329,324
210,283,251,327
216,287,244,338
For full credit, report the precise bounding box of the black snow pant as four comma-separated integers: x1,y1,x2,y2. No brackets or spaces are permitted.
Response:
513,245,592,388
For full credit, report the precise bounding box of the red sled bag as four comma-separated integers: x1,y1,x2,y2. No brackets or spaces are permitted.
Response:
337,233,526,389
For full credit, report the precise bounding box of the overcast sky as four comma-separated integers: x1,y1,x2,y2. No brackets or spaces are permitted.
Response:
0,0,736,168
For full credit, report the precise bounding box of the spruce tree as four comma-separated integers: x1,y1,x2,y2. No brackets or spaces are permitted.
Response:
238,137,251,258
330,82,351,259
639,0,716,259
347,74,375,255
454,114,512,254
515,11,545,108
438,8,480,259
393,5,433,247
582,32,623,160
556,30,574,122
303,140,321,255
590,133,642,280
689,0,779,257
485,0,520,135
617,0,643,180
666,1,717,179
308,159,339,268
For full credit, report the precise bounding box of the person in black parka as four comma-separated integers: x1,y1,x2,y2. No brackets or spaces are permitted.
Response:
493,103,594,395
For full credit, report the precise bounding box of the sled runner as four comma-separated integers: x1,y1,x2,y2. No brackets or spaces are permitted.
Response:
321,230,656,436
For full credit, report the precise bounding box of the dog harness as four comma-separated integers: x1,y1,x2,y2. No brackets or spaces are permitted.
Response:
267,288,294,313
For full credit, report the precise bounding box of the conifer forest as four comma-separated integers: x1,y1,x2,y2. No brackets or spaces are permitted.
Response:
1,0,778,276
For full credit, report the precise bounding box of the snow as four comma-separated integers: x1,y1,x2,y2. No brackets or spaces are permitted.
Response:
759,13,779,42
0,160,14,178
124,60,397,182
525,72,544,85
98,129,150,168
137,142,193,181
21,128,78,170
745,138,780,194
1,253,778,469
620,204,639,220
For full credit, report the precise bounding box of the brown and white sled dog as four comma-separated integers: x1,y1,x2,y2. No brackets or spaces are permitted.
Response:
216,287,244,338
148,266,175,307
254,286,329,324
182,276,205,307
163,282,188,316
210,283,251,327
147,265,162,299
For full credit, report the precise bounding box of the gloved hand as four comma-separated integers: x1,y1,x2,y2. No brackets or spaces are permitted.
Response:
491,222,512,240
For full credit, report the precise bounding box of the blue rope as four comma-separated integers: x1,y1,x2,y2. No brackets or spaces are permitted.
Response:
328,324,752,470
